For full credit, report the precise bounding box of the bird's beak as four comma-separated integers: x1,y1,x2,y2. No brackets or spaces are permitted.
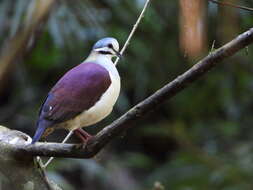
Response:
112,49,122,58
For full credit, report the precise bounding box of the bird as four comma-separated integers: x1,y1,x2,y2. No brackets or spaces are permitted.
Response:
31,37,121,144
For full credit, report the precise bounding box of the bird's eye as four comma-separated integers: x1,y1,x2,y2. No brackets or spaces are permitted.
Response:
108,43,113,48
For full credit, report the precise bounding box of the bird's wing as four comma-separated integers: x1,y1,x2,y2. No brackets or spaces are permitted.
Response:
32,62,111,144
39,62,111,124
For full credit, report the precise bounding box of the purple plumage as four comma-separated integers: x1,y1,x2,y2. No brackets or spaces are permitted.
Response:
32,62,111,144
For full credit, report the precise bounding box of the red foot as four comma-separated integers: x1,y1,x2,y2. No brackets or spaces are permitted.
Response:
74,128,93,143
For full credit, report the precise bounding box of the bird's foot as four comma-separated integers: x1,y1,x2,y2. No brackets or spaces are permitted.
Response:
74,128,93,144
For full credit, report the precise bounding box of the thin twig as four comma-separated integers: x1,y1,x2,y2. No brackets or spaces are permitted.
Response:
43,130,74,168
210,40,216,53
114,0,151,65
209,0,253,12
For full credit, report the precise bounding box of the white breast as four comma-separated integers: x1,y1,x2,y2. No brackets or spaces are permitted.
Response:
65,59,121,130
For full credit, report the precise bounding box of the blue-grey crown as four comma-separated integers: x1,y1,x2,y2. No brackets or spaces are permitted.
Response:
92,37,119,50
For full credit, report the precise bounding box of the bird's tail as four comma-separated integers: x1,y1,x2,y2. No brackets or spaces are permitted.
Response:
31,119,52,144
31,125,46,144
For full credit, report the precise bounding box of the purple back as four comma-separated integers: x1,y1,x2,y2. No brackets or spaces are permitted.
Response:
39,62,111,123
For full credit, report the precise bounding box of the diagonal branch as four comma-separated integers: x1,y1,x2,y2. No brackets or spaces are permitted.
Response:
4,27,253,159
209,0,253,12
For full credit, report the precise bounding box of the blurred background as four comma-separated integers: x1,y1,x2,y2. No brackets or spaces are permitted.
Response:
0,0,253,189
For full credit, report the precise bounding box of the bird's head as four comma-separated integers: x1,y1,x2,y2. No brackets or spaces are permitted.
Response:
92,37,121,59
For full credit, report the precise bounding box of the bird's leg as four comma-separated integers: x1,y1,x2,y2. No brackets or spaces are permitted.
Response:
74,128,93,143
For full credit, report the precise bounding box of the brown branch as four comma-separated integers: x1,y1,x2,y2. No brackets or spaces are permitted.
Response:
209,0,253,12
4,27,253,159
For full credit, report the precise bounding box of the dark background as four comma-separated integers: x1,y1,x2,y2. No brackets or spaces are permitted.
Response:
0,0,253,189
